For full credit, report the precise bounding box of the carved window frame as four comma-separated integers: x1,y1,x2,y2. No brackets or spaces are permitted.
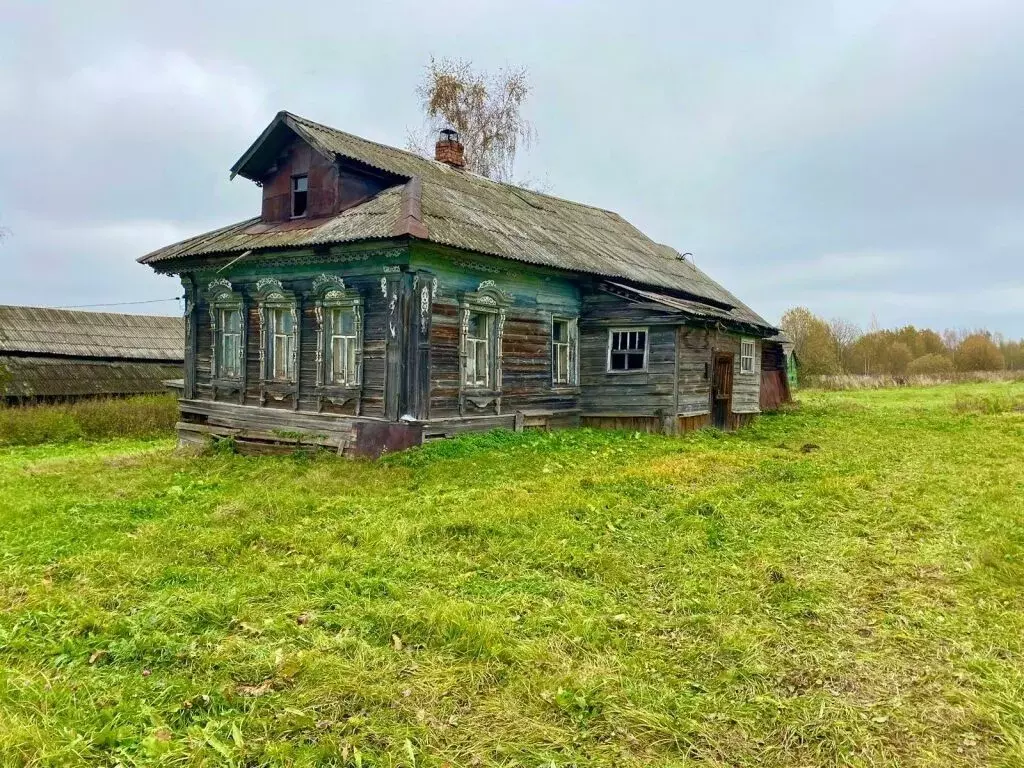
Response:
459,281,512,412
207,278,245,384
551,315,579,389
312,274,364,412
253,277,299,385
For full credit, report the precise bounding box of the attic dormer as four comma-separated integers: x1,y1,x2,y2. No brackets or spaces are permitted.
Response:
231,112,405,225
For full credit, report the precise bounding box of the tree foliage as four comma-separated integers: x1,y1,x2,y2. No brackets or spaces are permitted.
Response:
780,307,840,375
779,307,1020,377
907,353,955,376
409,57,534,182
955,333,1005,372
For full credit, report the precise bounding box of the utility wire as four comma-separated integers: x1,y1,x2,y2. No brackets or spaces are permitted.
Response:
55,297,183,309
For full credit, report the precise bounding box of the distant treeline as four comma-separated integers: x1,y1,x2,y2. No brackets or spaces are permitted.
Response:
780,307,1024,377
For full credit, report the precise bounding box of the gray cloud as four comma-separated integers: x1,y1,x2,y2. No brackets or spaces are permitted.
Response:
1,0,1022,334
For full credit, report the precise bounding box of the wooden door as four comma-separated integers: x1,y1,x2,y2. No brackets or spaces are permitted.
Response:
711,353,733,429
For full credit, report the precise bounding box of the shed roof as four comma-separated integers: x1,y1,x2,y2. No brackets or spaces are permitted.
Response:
140,111,773,330
0,306,184,361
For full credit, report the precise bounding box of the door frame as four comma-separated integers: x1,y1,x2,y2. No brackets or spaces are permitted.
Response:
711,352,734,429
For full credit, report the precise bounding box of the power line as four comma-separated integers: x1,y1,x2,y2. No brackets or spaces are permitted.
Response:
55,297,183,309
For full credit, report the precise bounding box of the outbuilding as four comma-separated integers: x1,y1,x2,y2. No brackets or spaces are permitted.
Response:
0,305,184,402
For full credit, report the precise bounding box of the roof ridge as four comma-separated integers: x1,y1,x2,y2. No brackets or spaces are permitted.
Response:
0,304,181,321
282,111,621,217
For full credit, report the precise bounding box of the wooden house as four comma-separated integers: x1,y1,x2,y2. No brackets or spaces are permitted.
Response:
0,305,184,402
138,112,781,455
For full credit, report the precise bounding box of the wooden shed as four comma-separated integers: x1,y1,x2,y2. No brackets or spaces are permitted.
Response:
0,306,184,402
138,112,783,455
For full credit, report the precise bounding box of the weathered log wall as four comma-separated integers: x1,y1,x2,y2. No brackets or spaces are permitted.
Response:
415,246,582,421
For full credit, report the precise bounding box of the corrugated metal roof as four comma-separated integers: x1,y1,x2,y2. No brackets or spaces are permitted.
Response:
141,111,773,330
0,356,182,398
0,306,184,361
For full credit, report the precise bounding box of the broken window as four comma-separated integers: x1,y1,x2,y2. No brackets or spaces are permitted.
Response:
291,175,308,218
329,307,358,385
552,317,577,386
464,311,491,388
268,308,295,381
608,328,647,371
217,308,243,378
740,338,755,374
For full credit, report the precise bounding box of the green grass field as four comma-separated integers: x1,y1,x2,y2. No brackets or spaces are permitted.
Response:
1,383,1022,767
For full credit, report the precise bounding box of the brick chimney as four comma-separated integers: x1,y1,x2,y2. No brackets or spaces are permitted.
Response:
435,128,465,168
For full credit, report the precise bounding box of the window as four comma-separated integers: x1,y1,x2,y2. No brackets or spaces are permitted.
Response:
291,175,308,218
268,308,295,380
217,308,243,378
464,311,491,388
552,317,578,386
608,328,647,371
328,307,358,385
740,338,755,374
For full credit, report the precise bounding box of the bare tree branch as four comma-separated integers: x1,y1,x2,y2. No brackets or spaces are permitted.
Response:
408,57,535,182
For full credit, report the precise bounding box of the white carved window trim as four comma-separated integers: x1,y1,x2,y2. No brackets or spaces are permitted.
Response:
740,338,756,374
207,279,245,381
551,316,578,387
254,278,299,384
459,281,511,394
312,274,363,390
465,311,492,388
607,327,649,372
267,307,296,381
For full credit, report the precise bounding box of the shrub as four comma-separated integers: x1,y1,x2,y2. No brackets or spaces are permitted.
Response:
956,334,1005,372
907,353,954,376
0,394,178,446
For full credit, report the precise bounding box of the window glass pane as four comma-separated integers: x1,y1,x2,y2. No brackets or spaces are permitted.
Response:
346,338,357,380
225,309,241,333
468,312,486,339
628,352,645,369
637,331,647,350
274,336,286,378
465,343,477,383
475,341,488,384
610,352,626,371
293,175,308,192
332,336,344,381
556,345,569,382
339,309,355,335
553,320,567,343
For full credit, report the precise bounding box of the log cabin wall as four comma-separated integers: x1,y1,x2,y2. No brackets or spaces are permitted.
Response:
186,246,408,418
716,333,761,414
412,245,582,423
676,326,713,417
579,292,678,429
759,340,791,411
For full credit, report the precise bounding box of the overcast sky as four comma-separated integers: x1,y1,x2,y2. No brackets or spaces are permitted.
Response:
2,0,1023,335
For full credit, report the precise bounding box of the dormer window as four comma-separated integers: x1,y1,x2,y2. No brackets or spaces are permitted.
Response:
291,175,308,218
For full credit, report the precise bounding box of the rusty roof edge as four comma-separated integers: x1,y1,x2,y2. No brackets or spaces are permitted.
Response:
229,111,291,181
393,176,429,240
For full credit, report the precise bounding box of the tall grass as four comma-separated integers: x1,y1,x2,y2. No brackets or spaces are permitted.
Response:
803,369,1024,391
0,394,178,446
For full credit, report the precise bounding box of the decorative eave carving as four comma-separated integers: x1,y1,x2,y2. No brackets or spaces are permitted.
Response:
462,280,513,308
